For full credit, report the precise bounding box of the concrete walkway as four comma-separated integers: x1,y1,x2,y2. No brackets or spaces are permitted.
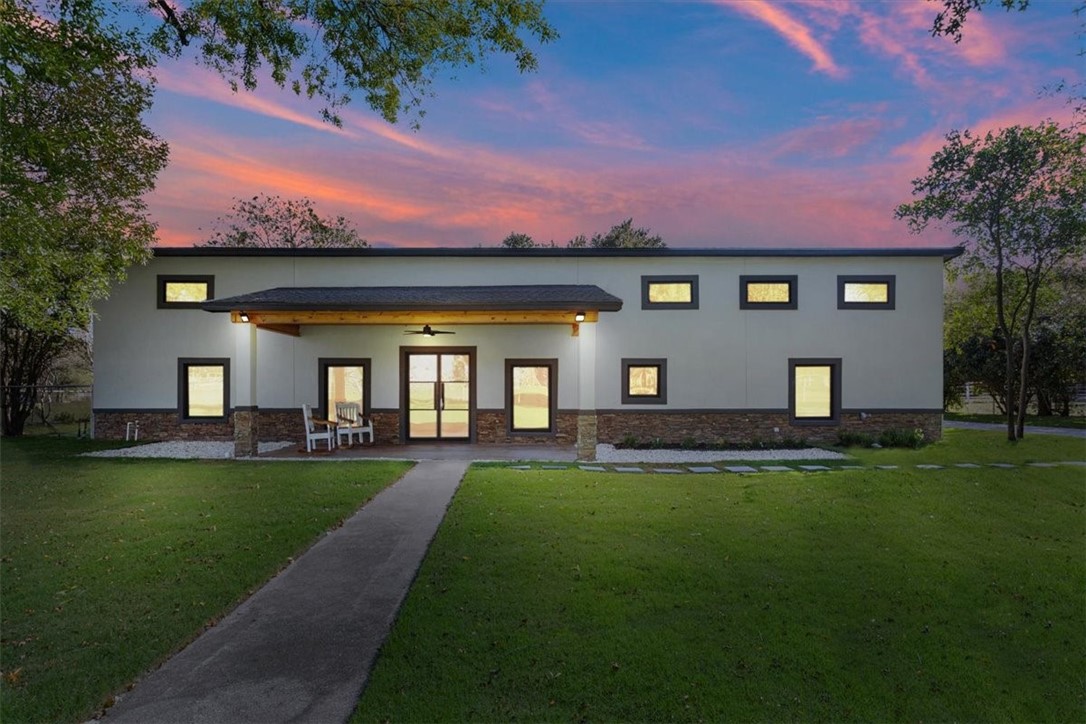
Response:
944,420,1086,439
103,459,469,724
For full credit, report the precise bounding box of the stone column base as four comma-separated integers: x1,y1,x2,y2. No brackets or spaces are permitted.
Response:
576,412,597,461
234,407,259,458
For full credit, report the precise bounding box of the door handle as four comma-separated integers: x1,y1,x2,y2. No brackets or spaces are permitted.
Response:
439,383,445,410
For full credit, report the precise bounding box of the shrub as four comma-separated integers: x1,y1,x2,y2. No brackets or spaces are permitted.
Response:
680,436,697,450
619,434,638,449
878,427,927,449
837,431,876,448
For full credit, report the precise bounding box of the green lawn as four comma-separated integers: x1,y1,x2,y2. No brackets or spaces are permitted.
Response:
0,437,411,724
945,411,1086,430
357,433,1086,722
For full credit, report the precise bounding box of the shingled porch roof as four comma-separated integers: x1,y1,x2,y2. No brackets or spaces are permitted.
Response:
201,285,624,313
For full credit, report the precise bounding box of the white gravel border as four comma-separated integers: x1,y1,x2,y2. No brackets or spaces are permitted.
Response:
82,441,294,459
593,444,846,463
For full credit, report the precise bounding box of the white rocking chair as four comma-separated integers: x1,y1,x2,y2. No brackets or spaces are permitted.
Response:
335,402,374,446
302,403,335,452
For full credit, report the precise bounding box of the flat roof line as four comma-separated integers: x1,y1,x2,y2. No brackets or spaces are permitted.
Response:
154,246,964,261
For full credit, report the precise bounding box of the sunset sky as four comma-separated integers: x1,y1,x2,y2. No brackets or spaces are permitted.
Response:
145,0,1082,249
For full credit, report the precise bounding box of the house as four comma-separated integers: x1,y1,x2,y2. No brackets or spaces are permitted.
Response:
92,246,960,457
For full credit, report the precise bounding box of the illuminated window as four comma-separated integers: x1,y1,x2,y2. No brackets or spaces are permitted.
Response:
642,276,699,309
621,358,667,404
838,275,895,309
319,358,371,421
740,276,797,309
178,358,229,421
158,275,214,309
789,358,840,424
506,359,557,433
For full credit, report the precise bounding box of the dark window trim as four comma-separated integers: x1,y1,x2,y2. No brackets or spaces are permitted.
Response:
621,358,668,405
177,357,230,422
641,275,699,310
837,275,896,310
505,358,558,434
739,275,798,310
788,358,841,426
158,275,215,309
318,357,372,421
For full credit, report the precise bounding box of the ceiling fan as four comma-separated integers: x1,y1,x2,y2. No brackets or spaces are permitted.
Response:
404,324,455,336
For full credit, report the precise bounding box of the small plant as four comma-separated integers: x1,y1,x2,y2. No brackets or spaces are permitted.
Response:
620,434,638,449
680,436,697,450
877,427,927,449
837,431,875,448
649,437,666,449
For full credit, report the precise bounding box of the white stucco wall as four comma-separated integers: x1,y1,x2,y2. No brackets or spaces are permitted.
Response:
93,251,946,416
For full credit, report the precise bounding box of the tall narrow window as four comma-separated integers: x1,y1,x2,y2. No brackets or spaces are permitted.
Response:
506,359,557,433
159,275,214,309
740,275,798,310
641,276,699,309
319,358,371,421
838,275,896,309
178,358,229,421
621,358,668,404
789,358,841,425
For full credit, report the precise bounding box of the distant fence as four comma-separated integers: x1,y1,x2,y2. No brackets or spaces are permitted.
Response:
1,384,93,433
954,382,1086,415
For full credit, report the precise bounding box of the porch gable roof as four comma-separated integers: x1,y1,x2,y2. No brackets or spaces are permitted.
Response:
201,285,624,313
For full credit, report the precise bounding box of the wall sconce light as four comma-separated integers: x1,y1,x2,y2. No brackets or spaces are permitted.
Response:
239,312,250,322
574,311,586,322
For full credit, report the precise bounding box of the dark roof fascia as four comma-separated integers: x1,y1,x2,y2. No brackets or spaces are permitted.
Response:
155,246,965,261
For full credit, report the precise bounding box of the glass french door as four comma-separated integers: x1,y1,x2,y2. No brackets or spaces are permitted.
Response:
404,349,473,440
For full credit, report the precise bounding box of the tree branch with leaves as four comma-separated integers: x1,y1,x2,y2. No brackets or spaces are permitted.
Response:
201,194,369,248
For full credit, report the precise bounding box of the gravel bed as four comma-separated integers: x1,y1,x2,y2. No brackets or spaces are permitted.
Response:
83,441,294,459
593,444,846,463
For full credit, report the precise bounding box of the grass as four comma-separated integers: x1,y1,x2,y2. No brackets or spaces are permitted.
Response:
945,411,1086,430
0,436,411,724
356,432,1085,722
842,428,1086,466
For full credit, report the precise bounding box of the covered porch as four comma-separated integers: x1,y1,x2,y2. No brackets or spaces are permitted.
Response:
200,284,623,458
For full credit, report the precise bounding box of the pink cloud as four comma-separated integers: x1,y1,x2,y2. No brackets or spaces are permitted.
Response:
770,117,893,159
713,0,846,78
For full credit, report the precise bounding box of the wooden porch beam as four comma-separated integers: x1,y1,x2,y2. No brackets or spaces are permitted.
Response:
255,323,301,337
230,310,600,325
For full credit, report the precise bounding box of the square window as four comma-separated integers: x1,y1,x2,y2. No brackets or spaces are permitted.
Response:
838,275,896,309
789,358,841,425
319,358,371,421
158,275,214,309
178,358,229,421
621,358,668,404
740,276,798,309
641,276,698,309
506,359,557,433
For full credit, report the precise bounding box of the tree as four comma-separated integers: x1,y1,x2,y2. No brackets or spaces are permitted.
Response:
1,1,169,436
500,232,537,249
201,195,368,248
896,122,1086,440
586,218,666,249
931,0,1031,42
144,0,557,126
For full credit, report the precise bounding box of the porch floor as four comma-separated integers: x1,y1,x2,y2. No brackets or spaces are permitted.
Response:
260,441,579,462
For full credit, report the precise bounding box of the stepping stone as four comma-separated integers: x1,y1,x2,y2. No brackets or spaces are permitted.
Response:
989,463,1016,469
1062,461,1086,466
761,465,794,472
653,468,683,474
876,465,899,470
614,466,644,473
509,465,531,470
916,464,944,470
954,463,981,468
799,465,831,471
841,465,865,470
688,466,720,473
541,465,568,470
578,465,606,472
1027,462,1059,468
724,465,759,473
